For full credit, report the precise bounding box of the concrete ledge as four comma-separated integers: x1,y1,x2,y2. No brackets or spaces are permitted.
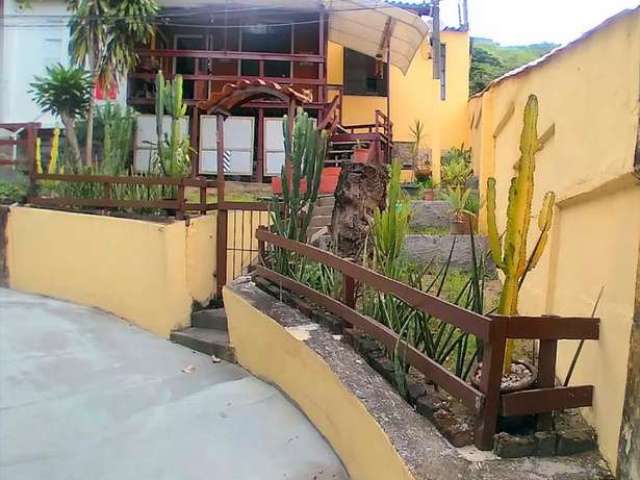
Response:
410,201,451,229
224,279,613,480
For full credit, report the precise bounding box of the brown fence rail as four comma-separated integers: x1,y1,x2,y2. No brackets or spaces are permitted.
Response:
254,228,600,450
0,123,39,167
28,174,218,218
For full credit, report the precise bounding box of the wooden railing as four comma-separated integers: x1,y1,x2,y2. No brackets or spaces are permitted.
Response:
0,123,39,168
254,228,600,450
28,174,218,218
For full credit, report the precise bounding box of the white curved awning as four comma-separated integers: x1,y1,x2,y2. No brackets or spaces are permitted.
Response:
324,0,431,74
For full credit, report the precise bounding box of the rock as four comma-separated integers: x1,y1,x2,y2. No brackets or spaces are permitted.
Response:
410,201,452,229
415,385,449,418
493,432,536,458
534,431,557,457
406,381,427,405
309,227,331,248
556,428,596,456
368,355,396,385
433,409,474,447
404,234,494,272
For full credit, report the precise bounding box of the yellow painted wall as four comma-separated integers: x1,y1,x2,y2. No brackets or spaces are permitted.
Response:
224,286,416,480
327,30,470,171
6,207,217,337
469,8,640,469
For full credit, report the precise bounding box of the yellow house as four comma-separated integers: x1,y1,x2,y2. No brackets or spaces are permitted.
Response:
125,1,470,184
469,7,640,474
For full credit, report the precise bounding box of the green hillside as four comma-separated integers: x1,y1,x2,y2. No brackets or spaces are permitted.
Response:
469,38,559,94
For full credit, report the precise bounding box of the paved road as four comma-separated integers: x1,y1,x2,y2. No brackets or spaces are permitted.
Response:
0,289,348,480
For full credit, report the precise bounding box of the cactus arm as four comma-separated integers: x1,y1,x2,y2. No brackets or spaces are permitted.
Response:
527,191,556,272
503,95,539,281
154,71,165,170
486,177,504,270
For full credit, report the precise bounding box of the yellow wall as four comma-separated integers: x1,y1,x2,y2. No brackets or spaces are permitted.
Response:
327,30,470,166
224,286,416,480
6,207,217,338
469,8,640,469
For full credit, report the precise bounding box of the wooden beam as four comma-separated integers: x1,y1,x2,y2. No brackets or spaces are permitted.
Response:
501,386,594,416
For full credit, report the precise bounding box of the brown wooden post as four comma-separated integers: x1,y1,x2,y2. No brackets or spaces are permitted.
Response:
319,8,326,103
176,181,185,220
190,107,200,177
199,179,207,215
26,123,38,197
343,273,355,309
257,226,266,266
216,113,228,297
475,316,507,450
536,338,558,430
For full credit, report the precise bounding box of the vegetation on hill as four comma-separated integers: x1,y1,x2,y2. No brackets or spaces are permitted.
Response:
469,38,559,94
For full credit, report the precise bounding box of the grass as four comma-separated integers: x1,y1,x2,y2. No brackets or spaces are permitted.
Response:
184,187,263,203
409,225,450,236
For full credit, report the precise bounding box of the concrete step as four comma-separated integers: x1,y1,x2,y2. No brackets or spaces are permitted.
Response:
309,215,332,229
312,204,334,217
170,328,235,362
191,308,228,331
316,196,335,208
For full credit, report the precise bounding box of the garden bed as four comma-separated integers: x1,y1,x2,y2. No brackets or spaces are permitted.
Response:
254,275,599,460
227,278,613,479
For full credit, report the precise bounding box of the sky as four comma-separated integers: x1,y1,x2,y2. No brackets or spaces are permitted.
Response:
439,0,640,45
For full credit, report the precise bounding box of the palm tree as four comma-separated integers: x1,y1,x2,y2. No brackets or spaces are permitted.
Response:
30,64,93,163
67,0,159,165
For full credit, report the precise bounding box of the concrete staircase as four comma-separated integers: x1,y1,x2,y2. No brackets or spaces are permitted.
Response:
308,195,335,240
170,308,235,362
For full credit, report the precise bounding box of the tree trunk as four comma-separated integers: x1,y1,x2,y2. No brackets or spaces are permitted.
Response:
60,114,82,166
84,29,96,166
84,98,94,166
331,162,388,260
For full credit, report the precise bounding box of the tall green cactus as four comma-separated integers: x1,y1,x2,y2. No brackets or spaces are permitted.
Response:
279,107,328,242
153,71,191,177
271,108,328,275
486,95,556,374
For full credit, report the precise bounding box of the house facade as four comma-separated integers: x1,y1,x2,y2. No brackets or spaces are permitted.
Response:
0,0,470,179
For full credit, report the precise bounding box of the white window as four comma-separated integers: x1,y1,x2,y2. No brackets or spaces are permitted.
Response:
134,114,189,173
199,116,254,175
264,117,286,177
263,117,316,177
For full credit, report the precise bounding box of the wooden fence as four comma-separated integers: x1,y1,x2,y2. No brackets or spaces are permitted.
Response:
28,174,218,218
255,227,599,450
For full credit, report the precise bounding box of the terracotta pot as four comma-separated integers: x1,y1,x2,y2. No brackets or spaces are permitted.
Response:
450,218,471,235
352,147,370,163
423,189,435,201
471,360,538,393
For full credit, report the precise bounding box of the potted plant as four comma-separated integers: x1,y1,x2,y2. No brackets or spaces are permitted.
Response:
352,140,369,163
418,176,435,201
442,186,474,234
472,95,555,391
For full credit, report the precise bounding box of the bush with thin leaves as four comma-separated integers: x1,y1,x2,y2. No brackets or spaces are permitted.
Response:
30,64,92,163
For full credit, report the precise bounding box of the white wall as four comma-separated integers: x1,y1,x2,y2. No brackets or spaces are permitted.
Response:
1,0,70,126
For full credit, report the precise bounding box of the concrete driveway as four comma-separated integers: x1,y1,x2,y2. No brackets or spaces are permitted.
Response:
0,289,348,480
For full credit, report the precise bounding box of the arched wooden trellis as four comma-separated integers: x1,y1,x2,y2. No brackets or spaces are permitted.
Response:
196,79,311,295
